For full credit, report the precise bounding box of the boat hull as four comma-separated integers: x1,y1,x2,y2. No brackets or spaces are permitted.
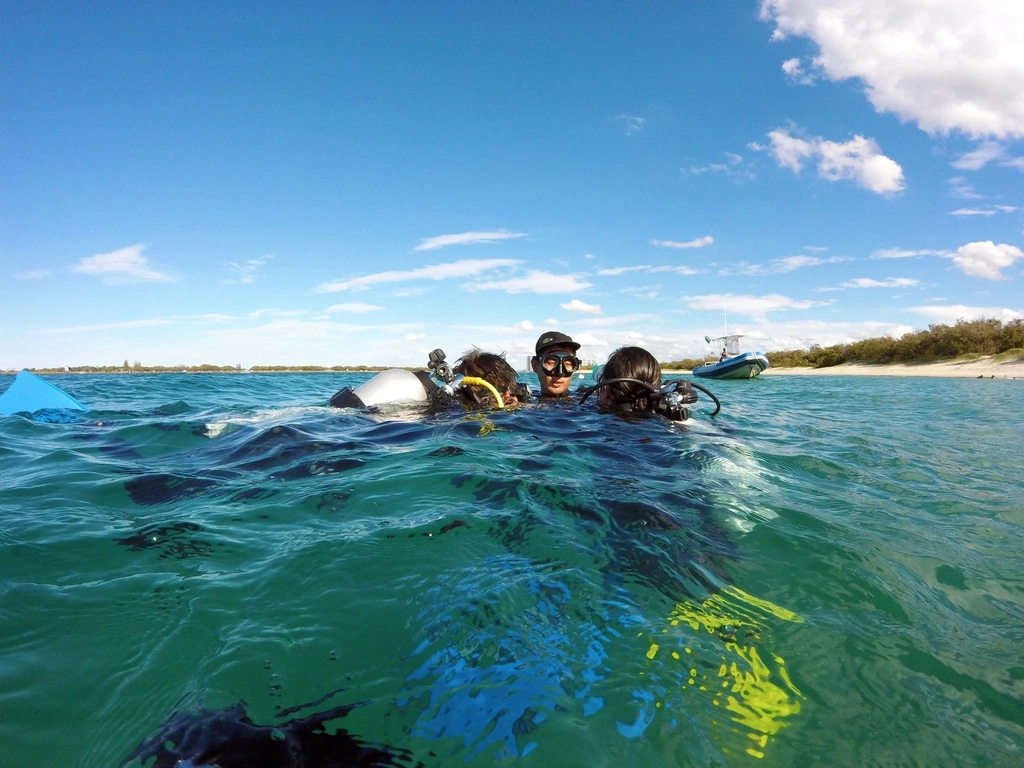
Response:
693,352,769,380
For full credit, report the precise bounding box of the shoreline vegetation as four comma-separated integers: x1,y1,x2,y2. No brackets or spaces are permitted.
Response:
7,319,1024,380
662,318,1024,370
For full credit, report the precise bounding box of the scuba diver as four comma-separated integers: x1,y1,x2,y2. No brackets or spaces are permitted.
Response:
442,349,528,410
579,345,720,421
529,331,581,399
329,349,524,412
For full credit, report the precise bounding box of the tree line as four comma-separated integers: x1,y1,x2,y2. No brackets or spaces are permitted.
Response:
662,318,1024,370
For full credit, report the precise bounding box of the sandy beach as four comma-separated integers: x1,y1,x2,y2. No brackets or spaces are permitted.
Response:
760,356,1024,379
662,354,1024,379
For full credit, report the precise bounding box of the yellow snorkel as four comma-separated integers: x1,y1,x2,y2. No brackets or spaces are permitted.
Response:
460,376,506,409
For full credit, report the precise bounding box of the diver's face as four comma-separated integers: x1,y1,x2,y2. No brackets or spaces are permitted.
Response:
533,346,576,396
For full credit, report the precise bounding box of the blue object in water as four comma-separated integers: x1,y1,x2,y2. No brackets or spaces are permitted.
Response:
694,333,769,379
692,351,770,380
0,370,89,418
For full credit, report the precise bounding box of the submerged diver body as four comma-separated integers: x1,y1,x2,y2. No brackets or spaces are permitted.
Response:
121,693,420,768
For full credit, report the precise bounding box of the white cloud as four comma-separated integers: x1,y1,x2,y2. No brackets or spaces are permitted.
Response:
762,129,815,172
951,141,1008,170
909,304,1024,324
684,292,831,322
760,0,1024,139
683,154,755,179
518,320,534,330
947,177,984,200
573,313,656,329
888,325,916,339
561,299,603,315
224,255,272,285
763,127,905,194
324,302,383,314
466,270,593,294
871,247,950,259
840,277,919,288
243,308,309,321
776,256,821,271
775,255,845,272
951,142,1024,171
950,208,996,217
782,57,815,85
412,229,526,252
722,255,848,276
181,309,307,324
194,318,426,366
951,241,1024,279
316,258,519,292
578,318,963,362
598,264,698,276
14,269,52,280
33,318,170,335
949,206,1016,216
597,265,650,276
74,244,172,283
818,135,906,193
617,114,647,135
621,285,661,299
648,265,699,275
651,236,714,249
685,163,730,175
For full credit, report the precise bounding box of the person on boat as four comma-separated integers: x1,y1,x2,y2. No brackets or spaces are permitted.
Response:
530,331,582,399
719,347,728,362
441,349,527,410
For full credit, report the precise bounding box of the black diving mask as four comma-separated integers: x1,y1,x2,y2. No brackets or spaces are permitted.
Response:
538,352,579,378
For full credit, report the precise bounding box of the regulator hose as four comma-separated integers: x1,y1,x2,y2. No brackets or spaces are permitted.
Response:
579,377,722,417
688,381,721,416
460,376,505,409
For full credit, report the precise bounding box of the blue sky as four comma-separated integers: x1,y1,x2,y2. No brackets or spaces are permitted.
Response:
3,1,1022,370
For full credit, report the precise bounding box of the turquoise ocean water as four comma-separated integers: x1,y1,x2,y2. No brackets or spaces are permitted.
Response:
1,372,1022,767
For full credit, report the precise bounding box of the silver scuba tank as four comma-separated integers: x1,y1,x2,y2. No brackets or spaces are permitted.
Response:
329,369,430,408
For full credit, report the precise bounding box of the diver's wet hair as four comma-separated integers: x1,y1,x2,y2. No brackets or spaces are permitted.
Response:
453,349,519,409
597,346,661,413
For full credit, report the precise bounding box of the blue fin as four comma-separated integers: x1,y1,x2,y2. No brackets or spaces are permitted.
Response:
0,370,89,417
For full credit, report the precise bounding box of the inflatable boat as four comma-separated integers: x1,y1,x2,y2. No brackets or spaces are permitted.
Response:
693,335,769,380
